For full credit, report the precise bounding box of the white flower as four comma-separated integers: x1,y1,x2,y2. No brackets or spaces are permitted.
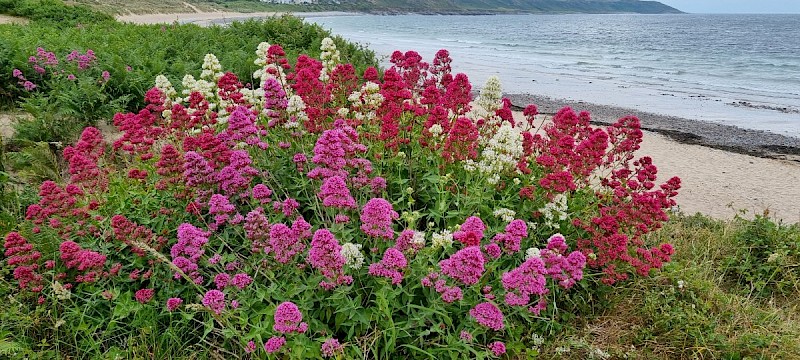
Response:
337,107,349,118
539,193,568,228
319,37,341,82
200,53,223,81
493,208,516,223
525,247,541,260
467,122,524,184
432,230,454,249
428,124,444,136
677,280,685,289
411,231,426,247
341,243,364,269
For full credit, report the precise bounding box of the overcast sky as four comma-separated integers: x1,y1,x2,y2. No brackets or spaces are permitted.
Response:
658,0,800,13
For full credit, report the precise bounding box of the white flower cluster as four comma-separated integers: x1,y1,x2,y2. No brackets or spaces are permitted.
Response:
340,242,365,269
154,75,178,103
411,231,426,248
468,76,504,133
431,230,454,249
200,53,223,81
319,37,341,82
525,247,541,260
347,81,384,123
428,124,444,137
465,122,524,184
492,207,516,223
477,76,503,115
285,94,309,129
539,193,569,229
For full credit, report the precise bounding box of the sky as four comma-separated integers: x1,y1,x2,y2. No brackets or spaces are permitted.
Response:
658,0,800,13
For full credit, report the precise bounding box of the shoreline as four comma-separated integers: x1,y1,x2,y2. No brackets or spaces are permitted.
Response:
116,11,361,26
505,93,800,163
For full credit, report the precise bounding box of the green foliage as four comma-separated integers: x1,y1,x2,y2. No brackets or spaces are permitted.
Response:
723,215,800,297
0,0,114,26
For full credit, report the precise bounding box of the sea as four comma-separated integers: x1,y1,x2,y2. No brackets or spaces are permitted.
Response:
304,14,800,138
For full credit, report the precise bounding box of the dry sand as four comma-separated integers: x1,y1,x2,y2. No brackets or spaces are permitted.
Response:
639,131,800,223
0,14,28,25
116,11,357,26
116,11,280,25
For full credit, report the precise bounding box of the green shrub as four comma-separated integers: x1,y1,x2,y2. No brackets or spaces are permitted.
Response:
723,215,800,297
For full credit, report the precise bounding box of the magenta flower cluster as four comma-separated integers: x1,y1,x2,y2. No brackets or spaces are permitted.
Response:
469,302,505,331
368,248,408,285
308,229,352,290
360,198,398,239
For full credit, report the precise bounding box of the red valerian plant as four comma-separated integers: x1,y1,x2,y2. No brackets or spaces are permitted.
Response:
2,38,679,358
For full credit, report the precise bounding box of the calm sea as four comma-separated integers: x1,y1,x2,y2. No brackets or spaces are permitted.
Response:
306,14,800,137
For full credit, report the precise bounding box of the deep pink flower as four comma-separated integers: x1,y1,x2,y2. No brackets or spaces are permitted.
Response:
135,288,154,304
252,184,273,204
488,341,506,356
308,229,352,289
264,336,286,353
459,330,472,342
318,176,357,209
360,198,398,239
214,273,230,289
453,216,485,247
202,290,225,315
245,340,256,353
321,338,344,358
368,248,408,285
469,302,504,331
439,246,485,286
166,297,183,311
231,273,253,289
273,301,308,334
502,257,548,307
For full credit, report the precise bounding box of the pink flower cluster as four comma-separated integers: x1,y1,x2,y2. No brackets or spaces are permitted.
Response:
321,338,344,357
368,248,408,285
59,240,106,283
439,246,485,286
307,229,352,289
469,302,504,331
3,232,43,292
202,289,226,315
135,288,154,303
65,49,96,70
307,120,371,181
166,297,183,311
273,301,309,334
216,150,259,199
219,105,268,149
318,175,357,209
360,198,398,239
264,336,286,354
488,341,506,356
492,219,528,254
453,216,485,247
170,223,209,284
269,217,312,264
